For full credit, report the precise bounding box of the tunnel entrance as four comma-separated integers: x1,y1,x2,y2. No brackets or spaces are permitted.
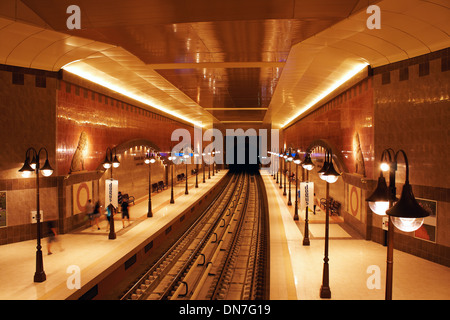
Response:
226,135,260,173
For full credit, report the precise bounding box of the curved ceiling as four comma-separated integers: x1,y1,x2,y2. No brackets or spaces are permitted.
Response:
0,0,448,129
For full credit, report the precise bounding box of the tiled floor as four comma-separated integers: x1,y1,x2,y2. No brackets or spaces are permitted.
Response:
1,169,448,300
262,170,450,300
0,171,228,300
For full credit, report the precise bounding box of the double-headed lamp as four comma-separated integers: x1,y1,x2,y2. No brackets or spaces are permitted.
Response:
367,149,429,232
19,151,53,177
145,153,156,164
103,150,120,169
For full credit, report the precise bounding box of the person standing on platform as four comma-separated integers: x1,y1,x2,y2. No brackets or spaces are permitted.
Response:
92,201,101,230
121,199,130,228
85,199,95,228
314,193,321,214
105,205,115,232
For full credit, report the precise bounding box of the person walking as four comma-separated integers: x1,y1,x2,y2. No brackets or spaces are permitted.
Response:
121,199,130,228
105,204,115,232
85,199,95,228
92,201,101,230
47,220,63,254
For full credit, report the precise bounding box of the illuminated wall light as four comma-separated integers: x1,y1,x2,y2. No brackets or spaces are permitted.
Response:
281,63,369,128
62,64,205,128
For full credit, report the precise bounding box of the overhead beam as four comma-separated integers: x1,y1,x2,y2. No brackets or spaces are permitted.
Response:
204,108,268,111
149,62,285,70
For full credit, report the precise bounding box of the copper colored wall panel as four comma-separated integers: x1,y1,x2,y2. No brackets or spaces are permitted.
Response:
283,77,374,178
56,81,194,176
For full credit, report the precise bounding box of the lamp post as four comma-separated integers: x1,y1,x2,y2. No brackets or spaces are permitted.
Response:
102,147,120,240
366,148,429,300
293,151,301,221
19,147,54,283
279,149,283,189
194,151,199,188
183,150,190,195
212,151,215,176
273,150,277,180
269,151,274,179
215,150,220,173
287,148,293,206
168,153,175,204
144,151,156,217
276,152,279,184
318,148,341,299
202,153,206,183
208,152,211,179
301,152,314,246
283,150,288,196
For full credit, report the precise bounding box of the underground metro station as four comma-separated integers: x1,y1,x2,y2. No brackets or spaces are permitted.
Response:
0,0,449,305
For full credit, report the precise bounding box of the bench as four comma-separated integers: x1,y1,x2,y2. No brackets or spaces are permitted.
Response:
177,173,185,181
320,197,341,216
151,181,167,192
157,180,167,191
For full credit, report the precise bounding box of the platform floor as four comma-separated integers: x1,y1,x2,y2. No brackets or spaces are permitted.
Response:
261,170,450,300
0,170,228,300
1,169,449,300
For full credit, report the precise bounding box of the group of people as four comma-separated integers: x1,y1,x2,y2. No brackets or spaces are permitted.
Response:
45,194,131,256
86,192,131,231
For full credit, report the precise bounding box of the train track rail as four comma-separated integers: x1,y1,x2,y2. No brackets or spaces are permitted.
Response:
120,171,269,301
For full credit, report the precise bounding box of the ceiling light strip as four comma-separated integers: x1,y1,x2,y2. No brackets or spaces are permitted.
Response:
63,64,205,128
281,62,369,128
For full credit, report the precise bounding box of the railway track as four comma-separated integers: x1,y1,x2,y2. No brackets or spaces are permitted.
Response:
120,171,269,300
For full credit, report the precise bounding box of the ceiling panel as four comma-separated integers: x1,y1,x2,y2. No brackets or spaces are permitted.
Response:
0,0,447,129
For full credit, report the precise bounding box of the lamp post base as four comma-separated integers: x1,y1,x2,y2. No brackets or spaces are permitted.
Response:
34,271,46,283
109,216,116,240
303,206,310,245
319,285,331,299
34,250,46,283
147,200,152,217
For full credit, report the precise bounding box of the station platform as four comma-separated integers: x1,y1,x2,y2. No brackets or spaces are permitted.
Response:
1,169,449,300
261,170,450,300
0,170,228,300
